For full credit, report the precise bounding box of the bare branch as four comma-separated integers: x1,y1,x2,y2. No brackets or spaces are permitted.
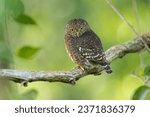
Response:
0,33,150,86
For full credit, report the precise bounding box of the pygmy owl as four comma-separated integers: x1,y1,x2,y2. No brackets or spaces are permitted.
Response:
64,18,112,74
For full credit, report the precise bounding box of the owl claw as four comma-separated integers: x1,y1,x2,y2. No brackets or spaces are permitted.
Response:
69,78,76,85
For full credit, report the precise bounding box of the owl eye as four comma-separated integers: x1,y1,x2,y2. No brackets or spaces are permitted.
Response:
80,27,83,30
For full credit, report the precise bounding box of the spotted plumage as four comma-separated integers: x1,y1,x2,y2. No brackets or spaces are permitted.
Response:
64,18,112,74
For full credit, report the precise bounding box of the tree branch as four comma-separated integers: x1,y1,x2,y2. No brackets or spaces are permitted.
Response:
0,33,150,86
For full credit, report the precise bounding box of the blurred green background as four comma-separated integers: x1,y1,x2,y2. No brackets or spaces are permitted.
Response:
0,0,150,100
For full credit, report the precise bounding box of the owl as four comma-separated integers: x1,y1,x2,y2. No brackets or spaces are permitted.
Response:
64,18,112,74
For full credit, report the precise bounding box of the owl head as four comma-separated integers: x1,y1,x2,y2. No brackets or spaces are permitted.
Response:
65,18,90,37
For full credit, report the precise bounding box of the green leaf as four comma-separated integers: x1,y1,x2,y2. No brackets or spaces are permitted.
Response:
0,41,12,62
132,85,150,100
19,89,38,100
6,0,24,17
15,14,36,24
17,46,40,59
6,0,36,25
144,66,150,76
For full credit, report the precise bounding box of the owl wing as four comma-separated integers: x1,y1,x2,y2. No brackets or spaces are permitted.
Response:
78,46,104,63
78,31,105,64
78,31,112,73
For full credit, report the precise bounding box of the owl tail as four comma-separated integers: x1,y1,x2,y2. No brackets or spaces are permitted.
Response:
102,62,112,74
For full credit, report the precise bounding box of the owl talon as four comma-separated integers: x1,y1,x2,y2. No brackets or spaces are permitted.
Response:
69,78,76,85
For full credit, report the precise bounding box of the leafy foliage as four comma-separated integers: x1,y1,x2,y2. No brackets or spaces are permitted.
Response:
144,66,150,76
15,14,36,25
6,0,24,17
6,0,36,25
19,89,38,100
132,85,150,100
17,46,40,59
12,89,38,100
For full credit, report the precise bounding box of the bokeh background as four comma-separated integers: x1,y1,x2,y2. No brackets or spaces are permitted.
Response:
0,0,150,100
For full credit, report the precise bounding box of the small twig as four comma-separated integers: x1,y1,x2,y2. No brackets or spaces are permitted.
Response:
132,0,150,53
132,0,141,34
132,0,145,67
105,0,139,37
131,72,144,84
106,0,150,58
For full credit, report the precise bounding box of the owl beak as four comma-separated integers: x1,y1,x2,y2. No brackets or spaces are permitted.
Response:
76,32,80,37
